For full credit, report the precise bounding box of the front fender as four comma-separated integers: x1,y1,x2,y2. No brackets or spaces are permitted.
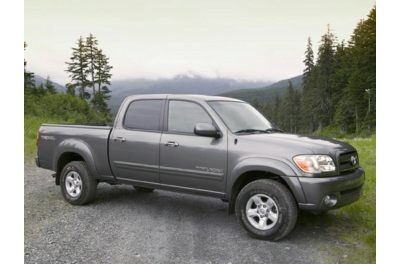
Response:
52,138,98,177
227,157,306,204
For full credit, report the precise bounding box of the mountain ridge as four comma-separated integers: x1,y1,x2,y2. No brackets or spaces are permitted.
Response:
107,75,273,112
33,73,297,112
219,75,303,103
34,75,66,93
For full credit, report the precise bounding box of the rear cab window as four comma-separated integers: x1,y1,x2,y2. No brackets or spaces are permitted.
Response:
124,99,164,131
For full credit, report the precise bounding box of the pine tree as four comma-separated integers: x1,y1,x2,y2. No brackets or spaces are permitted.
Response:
66,36,90,99
65,34,113,120
44,76,56,94
94,49,112,93
36,83,46,96
293,89,301,133
300,37,317,132
272,96,283,129
303,37,314,81
283,81,295,132
280,81,302,133
66,83,76,96
334,6,376,133
92,48,112,119
86,34,99,98
315,25,337,129
349,7,376,132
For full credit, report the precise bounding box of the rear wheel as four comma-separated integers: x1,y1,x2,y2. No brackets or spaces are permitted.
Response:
133,186,154,193
235,179,298,241
60,161,97,205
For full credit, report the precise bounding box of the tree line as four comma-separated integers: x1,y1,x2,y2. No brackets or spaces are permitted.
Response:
257,7,375,136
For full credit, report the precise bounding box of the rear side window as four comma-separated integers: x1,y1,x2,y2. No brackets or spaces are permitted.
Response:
168,100,212,133
124,100,163,131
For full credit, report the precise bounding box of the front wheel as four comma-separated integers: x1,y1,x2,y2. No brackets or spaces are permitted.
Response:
60,161,97,205
235,179,298,241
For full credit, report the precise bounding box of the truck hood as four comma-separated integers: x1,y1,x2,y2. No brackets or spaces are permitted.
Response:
235,133,355,159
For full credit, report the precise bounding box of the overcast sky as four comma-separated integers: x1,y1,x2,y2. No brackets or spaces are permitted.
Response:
25,0,375,84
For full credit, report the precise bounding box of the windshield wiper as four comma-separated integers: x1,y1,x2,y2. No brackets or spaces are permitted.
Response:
235,128,284,134
235,129,269,134
265,128,284,133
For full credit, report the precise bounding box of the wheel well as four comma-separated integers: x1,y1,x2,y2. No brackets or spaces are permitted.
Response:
55,152,85,185
228,170,294,214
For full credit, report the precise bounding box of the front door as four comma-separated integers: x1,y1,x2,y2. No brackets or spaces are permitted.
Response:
159,100,227,193
109,99,165,183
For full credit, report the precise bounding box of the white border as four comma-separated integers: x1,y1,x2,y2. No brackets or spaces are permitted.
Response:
0,0,24,262
377,1,400,263
1,0,397,262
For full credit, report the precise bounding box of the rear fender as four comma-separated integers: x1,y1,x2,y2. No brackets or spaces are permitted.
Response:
52,138,98,178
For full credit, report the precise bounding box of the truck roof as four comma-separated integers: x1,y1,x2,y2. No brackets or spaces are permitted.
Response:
124,94,244,102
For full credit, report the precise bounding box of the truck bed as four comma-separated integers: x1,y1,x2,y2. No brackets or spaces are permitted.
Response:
37,124,113,179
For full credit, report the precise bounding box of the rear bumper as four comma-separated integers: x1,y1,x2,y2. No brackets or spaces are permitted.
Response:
298,168,365,212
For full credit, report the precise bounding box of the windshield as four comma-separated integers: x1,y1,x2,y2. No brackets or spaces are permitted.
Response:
208,101,275,133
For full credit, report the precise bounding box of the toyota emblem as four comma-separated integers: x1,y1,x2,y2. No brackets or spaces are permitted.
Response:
350,155,357,165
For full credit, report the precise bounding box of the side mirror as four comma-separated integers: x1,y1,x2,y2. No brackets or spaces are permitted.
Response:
194,123,221,138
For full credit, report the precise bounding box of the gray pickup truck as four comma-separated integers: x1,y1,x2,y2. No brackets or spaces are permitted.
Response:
36,94,364,240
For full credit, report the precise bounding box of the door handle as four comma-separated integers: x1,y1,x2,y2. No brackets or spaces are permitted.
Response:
114,137,126,142
165,141,179,147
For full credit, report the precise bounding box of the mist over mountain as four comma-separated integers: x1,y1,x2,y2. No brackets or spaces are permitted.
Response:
34,73,277,113
107,74,272,113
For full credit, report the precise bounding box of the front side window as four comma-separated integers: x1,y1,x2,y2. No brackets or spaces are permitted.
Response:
124,100,163,130
168,101,212,133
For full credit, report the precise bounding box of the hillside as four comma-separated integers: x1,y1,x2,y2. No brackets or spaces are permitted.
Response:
107,74,272,113
219,75,303,103
34,75,66,93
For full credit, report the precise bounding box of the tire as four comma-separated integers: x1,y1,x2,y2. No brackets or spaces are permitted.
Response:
235,179,298,241
133,186,154,193
60,161,97,205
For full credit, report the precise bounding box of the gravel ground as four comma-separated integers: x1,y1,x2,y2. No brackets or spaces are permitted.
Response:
25,162,347,264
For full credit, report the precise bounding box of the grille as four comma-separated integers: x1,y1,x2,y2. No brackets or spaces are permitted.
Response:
339,151,359,174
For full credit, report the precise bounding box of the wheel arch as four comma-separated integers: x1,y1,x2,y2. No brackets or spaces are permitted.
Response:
227,158,306,213
53,139,98,185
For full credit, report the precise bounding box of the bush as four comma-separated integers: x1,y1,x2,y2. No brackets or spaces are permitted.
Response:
24,91,111,156
25,91,109,124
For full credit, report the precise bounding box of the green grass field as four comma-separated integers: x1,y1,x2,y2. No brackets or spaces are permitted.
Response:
24,115,67,157
333,135,376,263
300,135,376,263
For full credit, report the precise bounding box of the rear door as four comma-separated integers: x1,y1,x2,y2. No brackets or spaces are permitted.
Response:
109,98,165,183
159,100,227,194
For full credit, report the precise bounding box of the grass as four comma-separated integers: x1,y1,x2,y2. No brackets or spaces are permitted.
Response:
333,135,376,262
24,115,70,157
300,135,376,263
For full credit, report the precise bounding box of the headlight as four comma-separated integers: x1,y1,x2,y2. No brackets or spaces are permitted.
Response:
293,155,336,173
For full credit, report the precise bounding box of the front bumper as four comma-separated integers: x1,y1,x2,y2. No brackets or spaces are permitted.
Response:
298,168,365,212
